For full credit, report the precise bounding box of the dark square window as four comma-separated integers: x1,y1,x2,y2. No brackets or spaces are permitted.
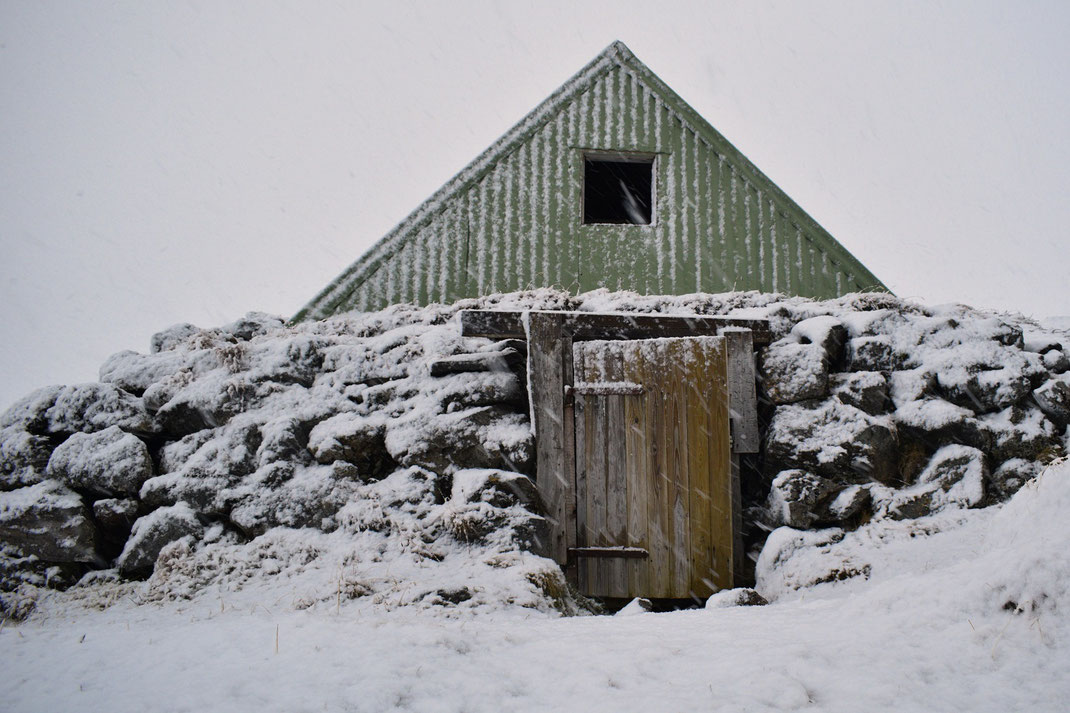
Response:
583,156,653,225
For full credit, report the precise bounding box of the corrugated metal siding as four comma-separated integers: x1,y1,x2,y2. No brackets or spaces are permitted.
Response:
314,57,881,316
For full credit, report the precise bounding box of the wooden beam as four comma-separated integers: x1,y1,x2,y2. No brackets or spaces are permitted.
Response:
461,310,771,344
525,312,575,567
721,328,760,454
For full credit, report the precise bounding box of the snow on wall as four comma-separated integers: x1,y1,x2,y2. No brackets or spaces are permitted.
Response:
1,287,1068,619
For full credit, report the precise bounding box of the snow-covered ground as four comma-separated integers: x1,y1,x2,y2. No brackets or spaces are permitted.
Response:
4,458,1067,713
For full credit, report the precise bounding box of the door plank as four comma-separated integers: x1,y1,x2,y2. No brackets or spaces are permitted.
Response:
573,344,588,589
706,338,735,590
623,340,650,597
527,312,573,566
603,342,629,597
666,339,692,596
684,338,714,599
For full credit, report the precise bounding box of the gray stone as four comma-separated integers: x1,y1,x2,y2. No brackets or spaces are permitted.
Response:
0,385,64,433
45,383,157,436
791,316,848,365
307,413,394,479
93,498,140,536
846,336,901,372
226,462,356,537
140,419,261,513
893,398,994,454
117,502,204,577
385,406,534,475
0,481,99,563
1033,378,1070,426
759,341,829,404
221,312,284,341
981,405,1063,462
826,484,872,523
0,427,53,491
988,458,1039,501
766,400,900,485
150,323,200,353
46,426,153,497
831,371,889,415
1042,349,1069,374
885,445,987,520
452,469,541,512
705,587,768,609
767,470,838,528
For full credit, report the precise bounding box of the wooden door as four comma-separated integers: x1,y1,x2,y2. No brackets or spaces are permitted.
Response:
572,336,735,599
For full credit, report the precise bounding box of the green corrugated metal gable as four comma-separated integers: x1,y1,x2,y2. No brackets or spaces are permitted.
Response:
294,42,888,322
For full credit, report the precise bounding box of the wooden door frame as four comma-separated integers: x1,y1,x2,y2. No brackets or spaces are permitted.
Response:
460,309,767,589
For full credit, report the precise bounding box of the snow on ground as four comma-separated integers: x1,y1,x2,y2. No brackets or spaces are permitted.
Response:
3,459,1068,712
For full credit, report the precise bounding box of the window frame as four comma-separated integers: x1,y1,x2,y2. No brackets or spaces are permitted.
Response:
580,150,658,227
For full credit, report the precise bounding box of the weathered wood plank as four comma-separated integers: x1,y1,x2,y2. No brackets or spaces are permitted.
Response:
572,345,588,588
707,339,734,590
623,340,650,598
649,340,671,597
730,454,744,588
684,338,714,599
721,327,760,453
604,342,629,597
585,345,609,595
460,310,771,344
526,312,573,566
666,339,692,596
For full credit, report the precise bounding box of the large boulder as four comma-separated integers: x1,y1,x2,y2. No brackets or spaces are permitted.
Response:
1033,377,1070,427
140,419,262,513
759,342,829,404
929,344,1043,414
893,398,993,453
790,316,848,365
766,469,838,529
0,481,99,563
1,383,155,437
117,502,204,577
0,426,53,491
226,462,362,537
981,405,1062,462
845,335,901,372
830,371,889,415
385,406,534,475
766,399,900,485
883,445,987,520
46,426,153,497
307,413,394,478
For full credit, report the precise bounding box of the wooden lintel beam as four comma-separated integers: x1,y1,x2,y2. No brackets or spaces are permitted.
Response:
460,310,771,344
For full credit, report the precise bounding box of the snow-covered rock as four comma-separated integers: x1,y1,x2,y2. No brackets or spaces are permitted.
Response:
766,399,900,485
117,502,204,577
0,426,52,491
759,342,829,404
0,481,98,563
46,425,153,497
882,445,987,520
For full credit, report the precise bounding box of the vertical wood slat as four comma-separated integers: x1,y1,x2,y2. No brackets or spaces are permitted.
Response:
706,339,734,591
623,343,649,596
603,342,629,597
583,344,608,595
573,347,588,588
527,313,574,567
684,338,713,599
721,328,760,454
648,339,670,596
665,339,690,595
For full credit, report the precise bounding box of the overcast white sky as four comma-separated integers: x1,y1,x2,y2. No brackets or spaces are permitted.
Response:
1,1,1068,408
